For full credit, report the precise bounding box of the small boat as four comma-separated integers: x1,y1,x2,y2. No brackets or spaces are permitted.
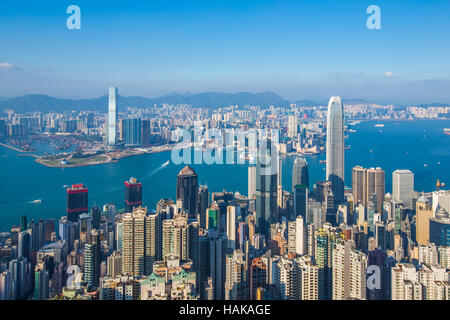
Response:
162,160,170,167
31,199,42,204
374,124,385,128
424,164,428,167
319,160,326,164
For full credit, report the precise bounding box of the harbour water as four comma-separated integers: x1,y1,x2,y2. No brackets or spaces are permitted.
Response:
0,120,449,230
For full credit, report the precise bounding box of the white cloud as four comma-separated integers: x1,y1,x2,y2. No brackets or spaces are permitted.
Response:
0,62,22,71
384,71,397,77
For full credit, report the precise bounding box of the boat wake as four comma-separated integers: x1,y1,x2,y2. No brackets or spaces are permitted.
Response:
144,161,170,180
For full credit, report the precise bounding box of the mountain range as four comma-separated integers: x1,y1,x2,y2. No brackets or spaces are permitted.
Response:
0,91,290,113
0,92,448,113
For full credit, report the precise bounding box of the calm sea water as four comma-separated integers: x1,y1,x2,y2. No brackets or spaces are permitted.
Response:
0,120,449,230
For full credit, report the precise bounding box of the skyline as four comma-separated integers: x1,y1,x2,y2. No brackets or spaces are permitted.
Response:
0,0,450,104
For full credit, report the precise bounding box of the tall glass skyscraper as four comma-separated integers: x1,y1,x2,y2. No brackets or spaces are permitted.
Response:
292,157,309,218
124,118,142,147
255,139,278,236
326,96,345,203
107,86,118,146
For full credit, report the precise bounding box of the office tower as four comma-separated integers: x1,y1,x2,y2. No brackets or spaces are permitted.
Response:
125,177,143,213
67,184,88,222
18,231,31,260
118,119,125,141
206,207,220,231
306,199,323,229
9,257,31,300
176,166,199,218
353,166,386,214
429,208,450,247
124,118,142,147
141,119,152,146
122,207,154,277
162,214,190,260
20,215,27,231
249,257,267,300
352,166,366,205
248,165,256,200
91,206,101,230
332,241,367,300
225,249,247,300
255,139,278,236
287,114,298,139
205,231,228,300
78,213,92,244
326,96,345,203
292,157,309,218
366,167,385,214
198,185,209,229
107,86,118,146
316,181,336,225
0,271,11,300
392,169,414,209
85,230,101,288
34,263,49,300
432,190,450,215
43,219,54,243
226,206,237,249
416,195,433,245
116,222,123,251
107,250,122,277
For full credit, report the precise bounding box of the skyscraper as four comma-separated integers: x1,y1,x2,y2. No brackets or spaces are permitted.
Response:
107,86,118,146
226,206,237,249
292,157,309,218
255,139,278,236
326,96,345,203
66,184,88,222
352,166,385,215
248,165,256,200
392,169,414,210
198,185,209,229
122,206,154,277
416,195,433,246
85,229,101,288
125,177,143,213
176,166,199,218
287,114,298,139
124,118,142,147
332,241,367,300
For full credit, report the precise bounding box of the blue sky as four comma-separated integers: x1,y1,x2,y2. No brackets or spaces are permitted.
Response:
0,0,449,104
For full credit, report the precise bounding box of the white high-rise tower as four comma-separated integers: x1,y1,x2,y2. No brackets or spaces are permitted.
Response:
326,96,345,203
107,87,118,146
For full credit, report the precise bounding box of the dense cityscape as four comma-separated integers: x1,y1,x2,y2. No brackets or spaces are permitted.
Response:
0,88,449,301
